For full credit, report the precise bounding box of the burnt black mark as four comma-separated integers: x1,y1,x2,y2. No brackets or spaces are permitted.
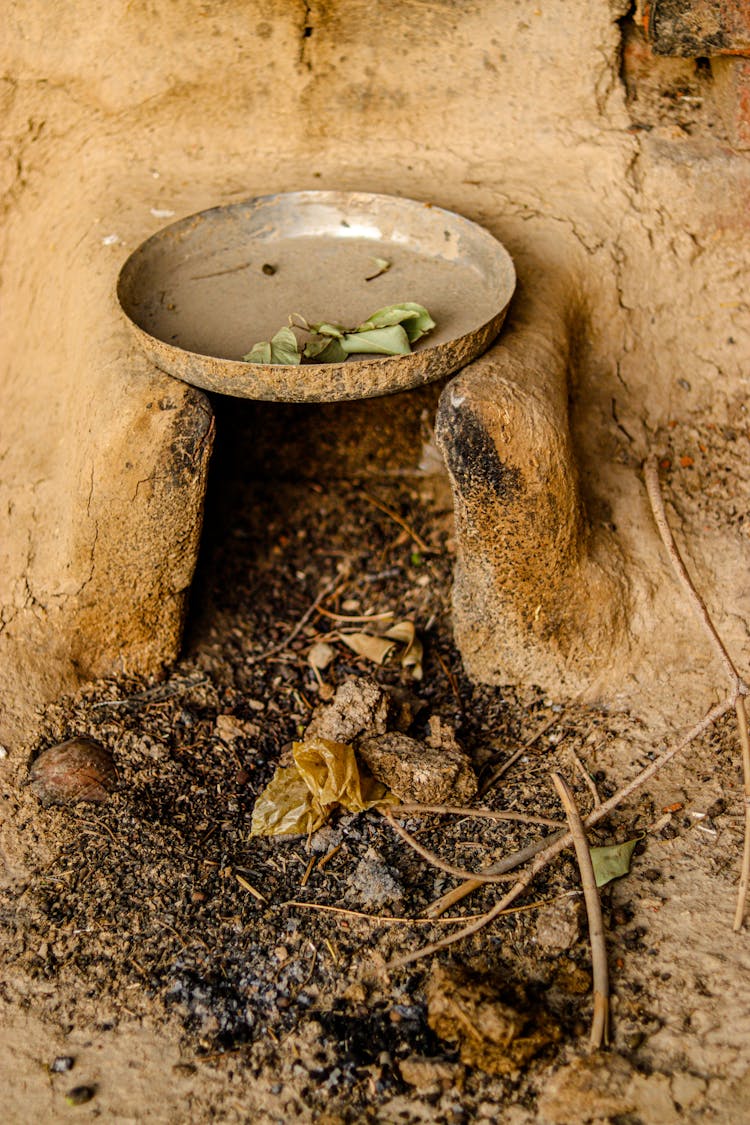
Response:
436,400,522,500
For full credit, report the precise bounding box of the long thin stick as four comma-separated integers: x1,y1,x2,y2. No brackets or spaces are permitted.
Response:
551,772,609,1049
644,456,744,689
734,694,750,930
391,695,734,967
389,803,565,828
425,832,565,918
645,455,750,928
378,809,516,884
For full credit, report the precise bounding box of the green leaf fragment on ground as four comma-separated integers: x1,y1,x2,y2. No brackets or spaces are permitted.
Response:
590,838,639,887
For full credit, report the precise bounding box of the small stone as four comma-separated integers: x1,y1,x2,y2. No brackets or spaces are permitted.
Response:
357,731,477,805
214,713,250,742
65,1085,96,1106
49,1056,75,1073
29,738,116,806
536,896,582,953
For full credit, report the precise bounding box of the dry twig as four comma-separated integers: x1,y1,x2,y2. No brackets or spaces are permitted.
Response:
478,712,566,797
247,575,341,664
358,490,431,553
644,455,750,929
734,695,750,930
378,808,517,884
390,803,565,828
425,832,565,918
567,746,602,809
391,694,734,967
551,772,609,1049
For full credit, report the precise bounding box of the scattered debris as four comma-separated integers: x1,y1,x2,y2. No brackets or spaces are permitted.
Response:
347,846,404,909
426,964,561,1076
364,257,391,282
307,641,336,671
28,738,116,806
339,619,423,679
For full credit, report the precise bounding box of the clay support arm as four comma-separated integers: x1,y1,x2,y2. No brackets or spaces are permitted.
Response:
435,274,629,697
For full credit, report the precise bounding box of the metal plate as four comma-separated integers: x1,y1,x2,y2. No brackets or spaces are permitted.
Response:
117,191,516,402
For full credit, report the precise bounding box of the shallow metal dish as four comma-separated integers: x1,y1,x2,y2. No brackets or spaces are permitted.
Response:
117,191,516,403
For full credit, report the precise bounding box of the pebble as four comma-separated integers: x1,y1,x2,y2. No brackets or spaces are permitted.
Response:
65,1085,96,1106
49,1056,75,1073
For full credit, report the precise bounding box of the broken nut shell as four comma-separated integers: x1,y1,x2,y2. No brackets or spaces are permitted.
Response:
28,738,117,806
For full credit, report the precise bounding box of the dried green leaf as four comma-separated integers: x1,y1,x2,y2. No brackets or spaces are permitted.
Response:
311,322,346,339
243,340,272,364
243,326,301,365
357,302,436,343
269,326,301,365
304,336,348,363
590,838,639,888
340,325,412,356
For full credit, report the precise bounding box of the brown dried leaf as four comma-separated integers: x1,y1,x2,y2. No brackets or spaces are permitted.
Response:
384,619,423,680
339,632,396,665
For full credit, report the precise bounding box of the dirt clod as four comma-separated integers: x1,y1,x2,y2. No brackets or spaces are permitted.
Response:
358,731,478,804
305,677,390,744
426,964,561,1076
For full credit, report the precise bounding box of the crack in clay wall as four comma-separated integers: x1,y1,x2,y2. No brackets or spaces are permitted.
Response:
1,0,748,746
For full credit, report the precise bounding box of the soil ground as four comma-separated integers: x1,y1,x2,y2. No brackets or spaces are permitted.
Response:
2,396,750,1123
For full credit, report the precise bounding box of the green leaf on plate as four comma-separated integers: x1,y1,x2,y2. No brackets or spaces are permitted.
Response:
590,838,639,888
340,324,412,355
243,326,301,365
303,336,348,363
357,302,436,343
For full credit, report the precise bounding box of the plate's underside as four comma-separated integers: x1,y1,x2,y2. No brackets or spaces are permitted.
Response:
117,191,516,402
